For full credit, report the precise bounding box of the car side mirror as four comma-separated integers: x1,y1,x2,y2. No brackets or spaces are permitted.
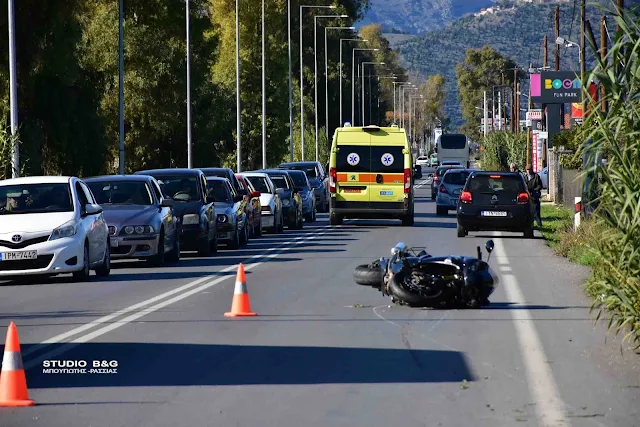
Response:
84,203,102,216
251,190,261,198
160,198,174,208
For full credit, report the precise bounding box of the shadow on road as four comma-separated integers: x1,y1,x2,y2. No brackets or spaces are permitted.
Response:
413,221,457,229
20,343,475,387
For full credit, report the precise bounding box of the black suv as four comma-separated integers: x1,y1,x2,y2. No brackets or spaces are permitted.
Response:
135,168,217,255
456,171,534,238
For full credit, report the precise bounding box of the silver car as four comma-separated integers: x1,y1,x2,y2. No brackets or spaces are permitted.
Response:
85,175,180,266
205,177,248,249
435,169,475,216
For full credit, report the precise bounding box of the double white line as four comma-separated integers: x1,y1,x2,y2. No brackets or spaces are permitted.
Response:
22,224,335,370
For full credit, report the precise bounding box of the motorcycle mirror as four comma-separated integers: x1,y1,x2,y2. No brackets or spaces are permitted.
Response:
391,242,408,256
485,240,495,253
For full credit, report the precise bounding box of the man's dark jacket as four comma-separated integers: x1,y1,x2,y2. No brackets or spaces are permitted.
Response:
524,172,543,199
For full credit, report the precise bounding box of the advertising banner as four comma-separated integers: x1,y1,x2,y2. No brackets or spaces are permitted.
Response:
530,72,582,104
532,132,539,172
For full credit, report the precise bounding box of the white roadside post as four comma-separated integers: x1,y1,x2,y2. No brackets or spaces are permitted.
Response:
574,197,581,231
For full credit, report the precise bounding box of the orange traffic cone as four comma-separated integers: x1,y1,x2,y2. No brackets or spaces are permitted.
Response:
224,264,257,317
0,322,35,406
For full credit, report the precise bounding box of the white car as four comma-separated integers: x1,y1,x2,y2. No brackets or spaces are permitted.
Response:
241,172,284,234
0,176,110,281
416,156,430,167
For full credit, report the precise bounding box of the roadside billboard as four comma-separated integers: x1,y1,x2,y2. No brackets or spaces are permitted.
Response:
530,72,582,104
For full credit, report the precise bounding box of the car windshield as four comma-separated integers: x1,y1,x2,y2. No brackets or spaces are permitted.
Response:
0,183,74,214
268,174,289,190
246,176,271,193
206,180,232,203
289,173,308,188
284,165,318,178
153,176,200,202
438,167,462,177
467,175,524,193
87,181,153,206
443,171,472,186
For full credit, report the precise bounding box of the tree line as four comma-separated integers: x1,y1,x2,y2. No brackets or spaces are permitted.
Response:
0,0,447,178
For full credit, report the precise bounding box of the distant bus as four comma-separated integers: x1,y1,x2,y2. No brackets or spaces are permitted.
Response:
435,134,471,168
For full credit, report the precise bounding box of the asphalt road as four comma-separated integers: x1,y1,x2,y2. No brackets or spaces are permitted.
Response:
0,178,638,427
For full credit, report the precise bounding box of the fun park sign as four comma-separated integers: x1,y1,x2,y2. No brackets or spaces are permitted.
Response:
530,71,582,104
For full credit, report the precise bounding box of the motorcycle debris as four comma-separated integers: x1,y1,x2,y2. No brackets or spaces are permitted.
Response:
345,304,372,308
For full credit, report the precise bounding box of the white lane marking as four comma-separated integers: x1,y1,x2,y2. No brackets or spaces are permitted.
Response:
493,238,570,427
22,224,334,361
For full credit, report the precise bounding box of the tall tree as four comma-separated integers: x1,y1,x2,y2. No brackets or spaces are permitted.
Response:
455,45,519,141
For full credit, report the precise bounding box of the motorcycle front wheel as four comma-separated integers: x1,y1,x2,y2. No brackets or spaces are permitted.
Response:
353,261,383,288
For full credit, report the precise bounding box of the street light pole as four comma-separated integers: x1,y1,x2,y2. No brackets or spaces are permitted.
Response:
287,0,293,162
8,0,19,177
340,38,366,127
235,0,242,172
392,81,408,124
361,62,384,125
262,0,267,168
186,0,192,169
351,48,378,126
325,26,354,142
300,5,337,162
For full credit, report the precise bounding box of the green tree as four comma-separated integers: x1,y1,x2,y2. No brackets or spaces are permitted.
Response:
456,45,519,141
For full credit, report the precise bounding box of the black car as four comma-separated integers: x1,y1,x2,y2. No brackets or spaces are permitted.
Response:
431,165,465,200
285,169,316,223
456,171,534,238
199,168,247,199
134,168,217,256
258,169,303,229
278,161,329,212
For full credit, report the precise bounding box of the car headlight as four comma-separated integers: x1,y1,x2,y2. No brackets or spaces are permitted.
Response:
123,225,155,235
182,214,200,225
50,219,78,240
282,199,290,207
217,214,228,223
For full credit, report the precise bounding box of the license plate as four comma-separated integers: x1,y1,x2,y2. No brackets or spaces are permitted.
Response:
380,191,393,196
110,238,119,247
0,251,37,261
481,211,507,217
217,233,226,238
343,188,361,193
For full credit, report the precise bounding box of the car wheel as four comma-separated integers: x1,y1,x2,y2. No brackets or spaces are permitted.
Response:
457,223,467,238
167,234,180,263
198,227,214,257
72,243,91,281
229,224,240,249
297,209,304,229
147,230,166,267
330,211,343,226
95,241,111,277
401,208,415,226
524,226,534,238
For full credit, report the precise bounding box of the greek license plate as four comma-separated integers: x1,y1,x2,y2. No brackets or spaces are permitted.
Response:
482,211,507,217
0,251,37,261
380,191,393,196
110,238,119,247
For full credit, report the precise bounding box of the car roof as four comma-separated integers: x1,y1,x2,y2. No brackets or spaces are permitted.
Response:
135,168,202,176
279,161,318,167
470,171,523,177
240,172,269,177
84,175,154,183
199,167,233,174
0,176,73,186
259,169,290,175
204,176,229,182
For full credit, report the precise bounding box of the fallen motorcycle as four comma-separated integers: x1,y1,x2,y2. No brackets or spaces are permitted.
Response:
353,240,499,309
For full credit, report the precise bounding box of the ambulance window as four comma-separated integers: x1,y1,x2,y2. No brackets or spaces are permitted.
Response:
371,146,404,173
336,145,370,173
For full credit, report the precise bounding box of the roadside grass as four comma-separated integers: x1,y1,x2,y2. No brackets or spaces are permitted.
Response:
539,204,600,267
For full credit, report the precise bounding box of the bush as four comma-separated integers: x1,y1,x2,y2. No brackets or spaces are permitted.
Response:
480,131,527,170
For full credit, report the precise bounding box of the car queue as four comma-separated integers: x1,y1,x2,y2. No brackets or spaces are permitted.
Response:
0,161,329,282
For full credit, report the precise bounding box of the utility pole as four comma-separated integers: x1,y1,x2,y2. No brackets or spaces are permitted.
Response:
543,35,548,69
483,91,488,137
513,68,517,133
287,0,293,162
601,16,607,113
555,6,560,71
581,0,586,120
516,82,521,134
526,63,532,166
236,0,242,172
8,0,19,177
118,0,125,174
186,0,193,169
262,0,267,169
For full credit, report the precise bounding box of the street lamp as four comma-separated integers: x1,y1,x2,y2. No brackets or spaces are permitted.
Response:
325,26,355,142
340,38,367,127
235,0,242,172
371,76,396,125
261,0,266,168
8,0,18,176
351,48,379,125
401,86,418,129
399,84,416,128
409,95,423,142
300,5,337,161
315,15,349,162
186,0,192,168
392,81,408,124
361,62,384,125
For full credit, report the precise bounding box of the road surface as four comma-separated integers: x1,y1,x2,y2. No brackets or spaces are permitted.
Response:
0,179,638,427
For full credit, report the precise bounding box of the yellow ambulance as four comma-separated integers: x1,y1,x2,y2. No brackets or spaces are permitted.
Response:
328,125,418,226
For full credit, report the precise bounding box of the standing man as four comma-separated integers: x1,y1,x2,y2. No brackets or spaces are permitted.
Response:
524,163,543,228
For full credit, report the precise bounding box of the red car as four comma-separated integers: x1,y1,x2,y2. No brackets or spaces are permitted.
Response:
236,174,263,237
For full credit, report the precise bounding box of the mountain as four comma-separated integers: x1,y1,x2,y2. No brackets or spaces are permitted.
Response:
394,0,639,130
360,0,498,34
